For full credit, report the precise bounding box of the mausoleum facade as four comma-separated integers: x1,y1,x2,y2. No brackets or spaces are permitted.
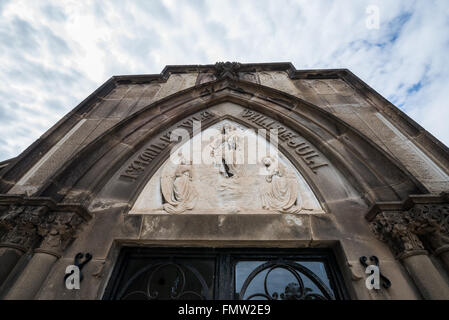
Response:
1,62,449,300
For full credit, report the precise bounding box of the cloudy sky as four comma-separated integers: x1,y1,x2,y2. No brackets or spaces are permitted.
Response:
0,0,448,161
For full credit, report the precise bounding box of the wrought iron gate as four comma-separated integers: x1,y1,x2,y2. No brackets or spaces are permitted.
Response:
103,248,348,300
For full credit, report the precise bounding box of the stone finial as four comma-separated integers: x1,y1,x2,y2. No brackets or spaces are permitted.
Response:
214,61,242,80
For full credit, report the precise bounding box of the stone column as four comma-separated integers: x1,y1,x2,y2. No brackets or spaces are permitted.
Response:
0,205,45,286
371,211,449,300
399,251,449,300
4,211,83,300
0,245,26,285
435,245,449,271
407,203,449,273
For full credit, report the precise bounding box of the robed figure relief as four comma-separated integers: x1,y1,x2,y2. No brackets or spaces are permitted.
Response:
210,124,244,178
260,156,301,214
161,154,198,214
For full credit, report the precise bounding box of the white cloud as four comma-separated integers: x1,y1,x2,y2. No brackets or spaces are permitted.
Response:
0,0,448,160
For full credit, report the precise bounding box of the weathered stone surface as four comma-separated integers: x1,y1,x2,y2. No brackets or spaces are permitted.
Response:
140,213,312,241
4,252,58,300
64,206,140,260
35,257,106,300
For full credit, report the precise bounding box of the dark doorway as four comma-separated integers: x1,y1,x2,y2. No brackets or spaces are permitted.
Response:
103,248,348,300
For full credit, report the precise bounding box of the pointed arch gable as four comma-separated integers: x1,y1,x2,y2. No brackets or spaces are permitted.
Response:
35,78,425,211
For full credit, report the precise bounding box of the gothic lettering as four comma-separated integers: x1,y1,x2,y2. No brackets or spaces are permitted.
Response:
241,109,328,174
120,111,215,181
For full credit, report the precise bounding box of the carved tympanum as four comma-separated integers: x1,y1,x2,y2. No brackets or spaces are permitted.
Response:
260,156,301,214
140,119,323,215
161,154,198,214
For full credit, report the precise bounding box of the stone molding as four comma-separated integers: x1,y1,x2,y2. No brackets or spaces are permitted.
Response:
367,193,449,257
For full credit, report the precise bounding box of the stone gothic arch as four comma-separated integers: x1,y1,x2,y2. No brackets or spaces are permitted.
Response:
32,77,424,210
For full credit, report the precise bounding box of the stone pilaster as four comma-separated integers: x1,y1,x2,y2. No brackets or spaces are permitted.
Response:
0,205,48,286
4,211,85,300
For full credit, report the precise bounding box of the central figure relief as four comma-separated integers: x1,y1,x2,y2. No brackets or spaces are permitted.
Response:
210,124,244,179
131,118,322,215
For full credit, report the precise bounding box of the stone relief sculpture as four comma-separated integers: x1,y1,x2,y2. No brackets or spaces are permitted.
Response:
160,154,198,214
210,124,244,178
135,119,323,215
260,156,301,214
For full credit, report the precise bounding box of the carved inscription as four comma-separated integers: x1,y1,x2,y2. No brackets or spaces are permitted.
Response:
241,109,328,173
120,111,215,181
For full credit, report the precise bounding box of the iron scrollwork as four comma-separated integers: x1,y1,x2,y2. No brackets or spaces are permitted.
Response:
239,260,335,300
117,262,211,300
359,255,391,289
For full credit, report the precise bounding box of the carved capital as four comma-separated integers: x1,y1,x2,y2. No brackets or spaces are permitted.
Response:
0,205,48,249
371,211,425,258
36,211,84,255
406,203,449,250
214,61,241,80
0,205,86,255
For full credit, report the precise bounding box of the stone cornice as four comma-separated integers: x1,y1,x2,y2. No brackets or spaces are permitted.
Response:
112,62,349,84
0,195,91,221
365,193,449,221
